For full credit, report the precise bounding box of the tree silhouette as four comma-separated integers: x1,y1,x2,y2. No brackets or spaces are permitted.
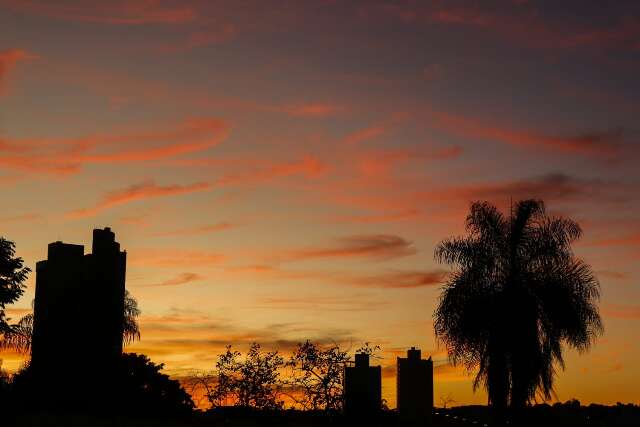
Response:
355,342,382,359
0,237,30,335
285,340,349,411
433,200,602,410
208,343,285,410
439,393,456,409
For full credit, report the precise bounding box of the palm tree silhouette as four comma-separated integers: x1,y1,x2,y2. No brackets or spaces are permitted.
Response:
2,290,141,353
433,200,603,410
123,290,141,345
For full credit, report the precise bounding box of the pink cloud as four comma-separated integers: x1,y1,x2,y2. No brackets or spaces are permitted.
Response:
217,156,328,186
364,3,640,52
0,48,37,95
341,123,388,146
0,213,40,223
592,233,640,247
130,249,225,268
159,23,238,52
147,272,205,287
79,118,228,163
332,208,420,224
66,180,211,218
340,113,410,145
153,222,237,237
603,304,640,320
0,117,228,176
255,295,387,312
430,110,624,158
348,270,446,289
356,145,462,179
4,0,197,25
596,270,630,281
278,234,417,263
281,103,344,118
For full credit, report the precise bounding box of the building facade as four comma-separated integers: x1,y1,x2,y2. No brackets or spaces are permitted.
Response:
397,347,433,423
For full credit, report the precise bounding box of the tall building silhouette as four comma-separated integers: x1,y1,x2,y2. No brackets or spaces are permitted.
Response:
31,228,126,400
397,347,433,423
343,353,382,415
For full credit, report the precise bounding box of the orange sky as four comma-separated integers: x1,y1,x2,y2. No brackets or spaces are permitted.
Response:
1,0,639,408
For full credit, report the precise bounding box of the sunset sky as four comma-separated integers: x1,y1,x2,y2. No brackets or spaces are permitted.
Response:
1,0,639,407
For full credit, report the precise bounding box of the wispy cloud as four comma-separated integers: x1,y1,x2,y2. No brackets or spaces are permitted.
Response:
0,213,40,223
4,0,197,25
430,110,626,159
356,146,462,180
223,263,443,290
596,270,630,281
0,117,228,176
348,270,446,289
591,233,640,247
158,23,237,52
276,234,417,263
254,295,387,312
67,180,211,218
280,103,344,118
153,222,237,237
363,2,640,52
331,209,420,224
603,304,640,320
145,272,205,287
130,249,225,268
0,48,37,95
217,156,328,186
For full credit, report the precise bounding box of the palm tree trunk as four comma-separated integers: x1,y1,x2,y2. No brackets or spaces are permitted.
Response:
487,346,509,411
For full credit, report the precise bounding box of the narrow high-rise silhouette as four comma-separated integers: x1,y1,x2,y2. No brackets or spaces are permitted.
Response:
397,347,433,424
343,353,382,415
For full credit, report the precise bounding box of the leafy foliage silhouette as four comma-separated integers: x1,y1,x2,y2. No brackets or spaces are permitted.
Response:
433,200,602,409
208,343,285,410
285,340,349,411
0,237,30,334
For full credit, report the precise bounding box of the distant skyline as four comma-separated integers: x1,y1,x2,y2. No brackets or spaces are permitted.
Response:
1,0,639,407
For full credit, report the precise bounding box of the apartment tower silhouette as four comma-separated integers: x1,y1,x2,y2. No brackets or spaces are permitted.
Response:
397,347,433,424
31,228,126,400
343,352,382,415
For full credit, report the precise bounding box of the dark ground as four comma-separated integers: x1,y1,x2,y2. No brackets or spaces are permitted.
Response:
7,405,640,427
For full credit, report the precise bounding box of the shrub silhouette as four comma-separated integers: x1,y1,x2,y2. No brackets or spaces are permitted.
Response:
116,353,194,415
8,353,194,415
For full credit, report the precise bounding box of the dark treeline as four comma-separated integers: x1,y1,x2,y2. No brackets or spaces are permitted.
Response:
0,200,638,427
183,341,381,411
